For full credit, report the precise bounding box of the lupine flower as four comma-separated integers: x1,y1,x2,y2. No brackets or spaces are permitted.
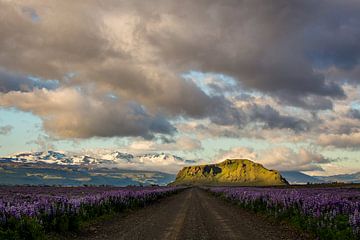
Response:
0,185,182,233
209,186,360,238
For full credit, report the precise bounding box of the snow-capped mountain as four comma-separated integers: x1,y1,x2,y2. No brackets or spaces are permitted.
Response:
2,151,70,164
138,153,194,164
0,150,192,186
101,151,135,163
2,151,102,166
0,150,193,173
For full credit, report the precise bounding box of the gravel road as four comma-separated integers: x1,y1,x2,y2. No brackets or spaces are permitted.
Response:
68,188,311,240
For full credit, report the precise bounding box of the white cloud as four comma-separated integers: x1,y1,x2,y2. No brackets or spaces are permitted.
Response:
127,136,202,152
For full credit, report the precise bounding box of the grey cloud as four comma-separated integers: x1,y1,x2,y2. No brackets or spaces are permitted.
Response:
348,108,360,119
207,96,309,132
0,68,58,93
0,88,176,139
319,109,360,135
88,64,213,119
247,104,309,132
0,1,117,79
137,0,351,107
0,0,356,114
304,1,360,71
208,96,246,126
157,136,176,144
0,125,13,135
318,132,360,149
0,0,358,139
277,93,334,111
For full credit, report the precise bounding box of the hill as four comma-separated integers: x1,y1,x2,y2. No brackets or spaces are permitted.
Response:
0,162,176,186
170,159,288,186
280,171,360,184
280,171,324,184
316,172,360,183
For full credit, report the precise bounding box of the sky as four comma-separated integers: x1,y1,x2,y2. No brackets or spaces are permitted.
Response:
1,0,360,176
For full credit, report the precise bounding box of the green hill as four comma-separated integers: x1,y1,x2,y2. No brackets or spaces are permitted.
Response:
170,159,288,186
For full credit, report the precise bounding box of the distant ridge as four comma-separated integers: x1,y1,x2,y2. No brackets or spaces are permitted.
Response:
280,171,324,184
0,150,191,168
0,151,190,186
170,159,288,186
316,172,360,183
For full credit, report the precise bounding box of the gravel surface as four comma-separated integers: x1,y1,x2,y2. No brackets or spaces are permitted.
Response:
65,188,312,240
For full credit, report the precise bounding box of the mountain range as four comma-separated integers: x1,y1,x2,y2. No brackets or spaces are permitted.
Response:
0,151,188,186
1,151,360,186
280,171,360,184
1,150,194,168
315,172,360,183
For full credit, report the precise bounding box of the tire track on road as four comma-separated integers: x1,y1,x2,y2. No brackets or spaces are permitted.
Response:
161,188,192,240
199,190,241,239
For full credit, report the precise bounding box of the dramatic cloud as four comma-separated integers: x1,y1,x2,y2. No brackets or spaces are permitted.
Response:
0,88,175,139
1,1,358,112
0,125,13,135
128,0,351,108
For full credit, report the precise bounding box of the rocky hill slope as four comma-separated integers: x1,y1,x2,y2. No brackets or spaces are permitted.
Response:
171,159,288,186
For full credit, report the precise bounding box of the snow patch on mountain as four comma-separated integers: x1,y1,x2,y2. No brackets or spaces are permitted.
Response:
0,150,194,173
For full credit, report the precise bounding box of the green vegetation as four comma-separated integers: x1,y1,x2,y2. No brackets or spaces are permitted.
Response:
171,159,288,186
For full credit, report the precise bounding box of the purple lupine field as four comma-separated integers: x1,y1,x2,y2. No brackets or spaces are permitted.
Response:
209,186,360,239
0,186,181,239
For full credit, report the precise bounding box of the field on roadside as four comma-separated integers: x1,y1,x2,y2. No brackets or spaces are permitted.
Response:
209,186,360,240
0,186,182,239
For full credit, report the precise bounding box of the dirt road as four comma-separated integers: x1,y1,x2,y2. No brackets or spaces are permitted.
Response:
70,188,311,240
